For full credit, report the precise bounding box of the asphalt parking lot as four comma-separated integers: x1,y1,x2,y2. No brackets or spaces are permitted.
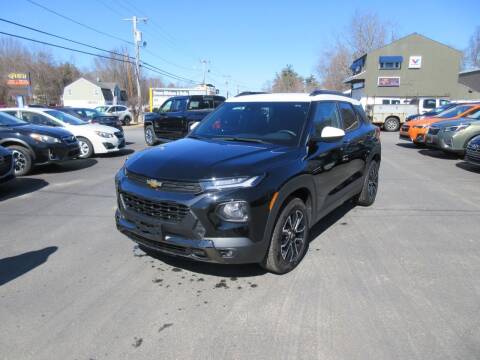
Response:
1,127,480,360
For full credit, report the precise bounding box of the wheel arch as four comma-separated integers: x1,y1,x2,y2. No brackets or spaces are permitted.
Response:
0,139,36,159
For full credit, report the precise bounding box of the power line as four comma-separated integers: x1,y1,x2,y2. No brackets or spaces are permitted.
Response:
0,17,135,60
142,62,199,84
26,0,134,46
0,31,134,64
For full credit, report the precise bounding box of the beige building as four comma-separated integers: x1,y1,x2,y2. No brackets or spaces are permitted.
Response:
62,77,128,108
345,33,480,107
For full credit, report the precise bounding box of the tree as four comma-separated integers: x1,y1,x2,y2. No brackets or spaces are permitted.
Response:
271,65,305,93
304,75,320,93
465,26,480,69
316,10,397,91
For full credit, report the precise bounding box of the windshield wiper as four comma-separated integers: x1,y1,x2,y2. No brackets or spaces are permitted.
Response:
213,136,270,144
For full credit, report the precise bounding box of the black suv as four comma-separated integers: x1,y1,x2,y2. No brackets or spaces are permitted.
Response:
0,112,80,175
116,92,381,274
144,95,225,145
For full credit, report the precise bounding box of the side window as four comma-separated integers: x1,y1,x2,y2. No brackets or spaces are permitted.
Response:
160,100,173,113
423,99,436,109
354,104,369,123
312,101,341,137
172,99,187,112
4,110,19,118
21,111,58,126
338,102,359,131
440,99,449,106
118,106,127,112
382,99,390,105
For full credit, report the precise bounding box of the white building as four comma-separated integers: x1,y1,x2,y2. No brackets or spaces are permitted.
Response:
63,77,128,108
149,84,218,111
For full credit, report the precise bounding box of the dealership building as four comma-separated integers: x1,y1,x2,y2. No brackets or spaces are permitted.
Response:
344,33,480,107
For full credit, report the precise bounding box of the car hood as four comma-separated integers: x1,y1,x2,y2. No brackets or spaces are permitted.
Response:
12,124,74,138
126,138,297,181
431,118,480,128
64,123,117,134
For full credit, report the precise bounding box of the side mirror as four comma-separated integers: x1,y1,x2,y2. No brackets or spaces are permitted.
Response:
319,126,345,142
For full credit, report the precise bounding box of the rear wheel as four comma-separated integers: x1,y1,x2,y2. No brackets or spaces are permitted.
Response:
262,198,309,274
354,160,379,206
8,145,33,176
144,126,158,146
383,117,400,132
77,137,94,158
123,116,131,126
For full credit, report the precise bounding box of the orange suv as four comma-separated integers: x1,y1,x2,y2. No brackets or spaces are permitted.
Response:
399,104,480,144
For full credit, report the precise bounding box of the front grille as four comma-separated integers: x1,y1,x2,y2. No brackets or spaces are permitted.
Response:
120,192,189,222
428,127,440,135
0,154,12,175
62,135,77,144
126,170,202,193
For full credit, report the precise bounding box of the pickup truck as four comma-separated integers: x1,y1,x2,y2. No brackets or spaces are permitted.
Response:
366,104,418,131
144,95,225,145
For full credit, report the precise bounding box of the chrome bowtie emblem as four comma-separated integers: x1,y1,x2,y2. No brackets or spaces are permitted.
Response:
146,179,162,189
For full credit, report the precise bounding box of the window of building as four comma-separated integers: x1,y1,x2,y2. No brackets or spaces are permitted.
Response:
379,56,403,70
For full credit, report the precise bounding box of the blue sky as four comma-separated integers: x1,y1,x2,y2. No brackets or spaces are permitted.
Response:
2,0,479,94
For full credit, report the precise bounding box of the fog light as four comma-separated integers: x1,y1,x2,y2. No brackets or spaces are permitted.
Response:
219,249,235,258
216,201,249,222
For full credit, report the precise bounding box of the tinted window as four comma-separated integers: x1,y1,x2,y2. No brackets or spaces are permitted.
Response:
21,111,59,126
160,100,173,113
192,102,310,146
423,99,436,109
439,99,449,106
172,99,187,112
437,105,472,118
354,105,369,123
312,102,341,137
338,102,359,131
382,99,390,105
45,110,86,125
188,96,225,110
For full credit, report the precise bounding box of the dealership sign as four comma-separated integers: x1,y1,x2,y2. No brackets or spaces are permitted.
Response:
409,56,422,69
6,72,30,86
378,76,400,87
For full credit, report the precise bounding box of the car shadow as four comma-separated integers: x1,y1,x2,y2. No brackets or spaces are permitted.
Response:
0,177,49,202
395,142,419,149
97,148,135,158
309,201,355,244
31,158,98,175
418,149,460,160
137,247,267,278
0,246,58,286
456,161,480,173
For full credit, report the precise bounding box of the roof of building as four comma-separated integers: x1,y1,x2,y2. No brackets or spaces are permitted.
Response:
225,92,360,105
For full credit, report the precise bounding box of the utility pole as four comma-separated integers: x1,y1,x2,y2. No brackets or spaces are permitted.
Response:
123,16,147,123
223,75,231,98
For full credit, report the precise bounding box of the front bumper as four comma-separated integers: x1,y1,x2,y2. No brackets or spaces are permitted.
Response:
96,132,125,153
427,131,465,154
114,172,271,264
34,141,80,164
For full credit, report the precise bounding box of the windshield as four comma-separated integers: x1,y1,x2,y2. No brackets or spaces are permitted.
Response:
437,105,472,118
191,102,310,146
46,110,87,125
0,111,28,126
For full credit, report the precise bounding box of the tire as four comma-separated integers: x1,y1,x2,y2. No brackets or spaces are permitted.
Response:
383,117,400,132
123,116,131,126
262,198,309,274
77,137,94,159
354,160,379,206
144,126,158,146
8,145,33,176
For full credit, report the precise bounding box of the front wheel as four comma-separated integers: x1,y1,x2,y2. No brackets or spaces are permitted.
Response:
9,145,33,176
262,198,309,274
144,126,158,146
354,160,379,206
77,137,94,158
123,116,131,126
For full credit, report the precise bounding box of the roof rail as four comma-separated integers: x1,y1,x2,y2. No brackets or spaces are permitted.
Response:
309,89,349,97
235,91,268,97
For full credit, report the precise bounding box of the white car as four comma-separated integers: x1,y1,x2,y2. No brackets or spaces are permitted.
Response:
0,108,125,158
95,105,133,125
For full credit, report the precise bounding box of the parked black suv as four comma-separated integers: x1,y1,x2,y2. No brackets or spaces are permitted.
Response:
0,112,80,175
116,92,381,274
144,95,225,145
57,107,123,131
0,145,15,184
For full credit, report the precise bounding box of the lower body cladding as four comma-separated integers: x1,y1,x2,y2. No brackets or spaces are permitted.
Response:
115,178,269,264
35,141,80,164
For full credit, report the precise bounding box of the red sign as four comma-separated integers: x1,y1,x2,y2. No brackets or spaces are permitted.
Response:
7,79,30,86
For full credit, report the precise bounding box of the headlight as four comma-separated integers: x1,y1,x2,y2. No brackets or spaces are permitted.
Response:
200,175,263,191
216,201,249,222
444,124,470,132
29,133,61,143
95,131,114,138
